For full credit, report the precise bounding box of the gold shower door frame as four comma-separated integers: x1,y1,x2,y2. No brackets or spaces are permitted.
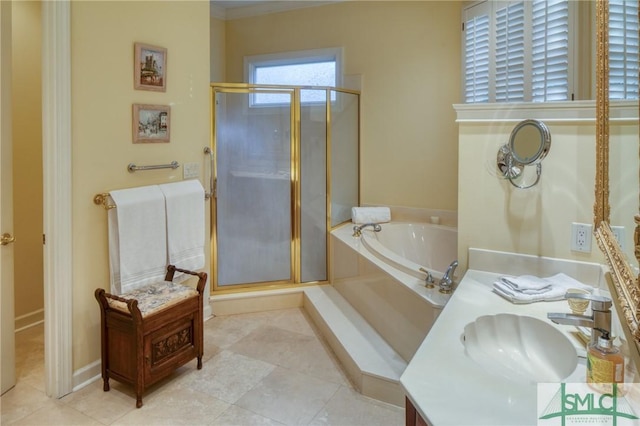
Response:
210,83,358,293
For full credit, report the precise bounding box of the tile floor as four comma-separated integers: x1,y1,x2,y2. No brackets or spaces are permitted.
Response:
1,308,404,425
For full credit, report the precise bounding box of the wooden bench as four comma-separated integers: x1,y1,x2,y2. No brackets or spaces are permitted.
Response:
94,265,207,408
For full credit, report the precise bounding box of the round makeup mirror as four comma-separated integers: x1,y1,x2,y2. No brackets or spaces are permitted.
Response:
509,119,551,165
496,119,552,189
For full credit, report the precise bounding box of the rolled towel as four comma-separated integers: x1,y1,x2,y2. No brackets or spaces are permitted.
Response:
493,273,592,304
351,207,391,224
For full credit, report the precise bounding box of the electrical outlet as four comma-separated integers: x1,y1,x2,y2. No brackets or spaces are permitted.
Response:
611,225,626,250
571,222,592,253
183,162,199,179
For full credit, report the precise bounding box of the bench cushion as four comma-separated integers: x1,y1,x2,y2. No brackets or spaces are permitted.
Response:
107,280,198,317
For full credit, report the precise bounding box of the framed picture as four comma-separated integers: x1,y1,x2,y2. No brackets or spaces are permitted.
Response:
133,104,170,143
134,42,167,92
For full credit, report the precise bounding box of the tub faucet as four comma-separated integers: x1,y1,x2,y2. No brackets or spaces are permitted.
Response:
352,223,382,237
439,260,458,294
547,292,612,346
419,268,435,288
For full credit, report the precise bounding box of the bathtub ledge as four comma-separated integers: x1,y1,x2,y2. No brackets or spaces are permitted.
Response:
331,224,451,309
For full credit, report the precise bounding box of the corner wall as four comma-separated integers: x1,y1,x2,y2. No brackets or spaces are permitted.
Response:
223,1,462,211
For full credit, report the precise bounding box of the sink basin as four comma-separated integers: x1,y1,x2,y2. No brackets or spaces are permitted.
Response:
463,314,578,384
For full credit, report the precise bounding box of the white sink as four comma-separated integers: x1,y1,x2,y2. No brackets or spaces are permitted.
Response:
462,313,578,384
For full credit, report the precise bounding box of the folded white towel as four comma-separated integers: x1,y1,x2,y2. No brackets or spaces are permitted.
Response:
351,207,391,224
499,275,551,291
159,180,205,278
108,185,168,295
493,273,592,304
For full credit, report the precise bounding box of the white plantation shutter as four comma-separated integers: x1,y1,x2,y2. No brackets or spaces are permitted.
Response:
464,3,491,102
495,1,525,102
463,0,572,103
531,0,570,101
609,0,639,100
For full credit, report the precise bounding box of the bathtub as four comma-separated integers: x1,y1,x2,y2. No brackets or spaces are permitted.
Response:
360,222,458,282
330,221,458,363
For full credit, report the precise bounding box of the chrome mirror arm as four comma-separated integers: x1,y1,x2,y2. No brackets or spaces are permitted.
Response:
507,163,542,190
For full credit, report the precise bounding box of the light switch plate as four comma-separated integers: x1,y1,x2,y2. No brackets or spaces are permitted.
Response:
183,162,199,179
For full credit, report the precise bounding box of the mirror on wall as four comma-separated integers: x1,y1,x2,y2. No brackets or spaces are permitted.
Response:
593,0,640,374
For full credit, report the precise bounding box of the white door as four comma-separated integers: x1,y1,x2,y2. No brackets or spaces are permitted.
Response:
0,0,16,395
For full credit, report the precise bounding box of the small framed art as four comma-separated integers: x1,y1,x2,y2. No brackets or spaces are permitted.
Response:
134,42,167,92
133,104,170,143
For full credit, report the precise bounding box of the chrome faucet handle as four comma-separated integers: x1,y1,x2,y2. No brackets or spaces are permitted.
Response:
419,268,435,288
564,292,612,311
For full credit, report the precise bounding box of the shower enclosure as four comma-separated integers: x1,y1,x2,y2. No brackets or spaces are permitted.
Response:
210,83,359,291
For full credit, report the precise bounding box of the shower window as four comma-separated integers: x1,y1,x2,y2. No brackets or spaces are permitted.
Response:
245,47,343,106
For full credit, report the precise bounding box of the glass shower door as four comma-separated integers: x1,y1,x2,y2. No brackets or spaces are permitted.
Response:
214,89,293,287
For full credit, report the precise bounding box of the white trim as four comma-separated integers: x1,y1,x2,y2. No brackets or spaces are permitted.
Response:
210,1,342,21
14,309,45,332
72,360,101,392
453,100,639,123
42,0,73,399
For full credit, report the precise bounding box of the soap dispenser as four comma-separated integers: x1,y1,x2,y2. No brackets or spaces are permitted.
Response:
586,328,624,393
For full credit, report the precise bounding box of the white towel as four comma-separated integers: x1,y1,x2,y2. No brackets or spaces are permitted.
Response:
108,185,167,295
499,275,551,292
493,273,593,304
159,180,205,276
351,207,391,224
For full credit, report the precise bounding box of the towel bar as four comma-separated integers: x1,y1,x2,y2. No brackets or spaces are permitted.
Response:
94,193,116,210
128,161,179,172
93,182,210,210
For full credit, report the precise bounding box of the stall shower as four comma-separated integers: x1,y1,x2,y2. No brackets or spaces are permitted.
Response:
210,84,359,291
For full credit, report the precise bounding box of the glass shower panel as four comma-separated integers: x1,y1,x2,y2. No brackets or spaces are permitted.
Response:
215,90,293,286
330,91,359,227
300,89,327,283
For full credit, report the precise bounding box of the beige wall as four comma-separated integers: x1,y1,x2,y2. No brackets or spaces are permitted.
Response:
71,0,210,370
457,107,638,273
210,16,226,82
11,1,44,324
223,1,461,211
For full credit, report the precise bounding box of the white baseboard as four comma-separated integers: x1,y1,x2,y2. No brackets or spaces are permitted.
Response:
15,309,45,333
72,359,101,393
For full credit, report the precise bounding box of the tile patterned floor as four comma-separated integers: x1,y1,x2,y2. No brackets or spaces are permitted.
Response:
1,308,404,425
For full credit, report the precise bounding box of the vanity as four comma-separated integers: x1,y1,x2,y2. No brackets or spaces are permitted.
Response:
401,248,637,426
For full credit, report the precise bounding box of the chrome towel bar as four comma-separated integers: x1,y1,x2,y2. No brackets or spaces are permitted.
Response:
127,161,179,173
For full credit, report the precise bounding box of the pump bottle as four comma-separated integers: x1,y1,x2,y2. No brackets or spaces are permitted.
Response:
586,328,624,394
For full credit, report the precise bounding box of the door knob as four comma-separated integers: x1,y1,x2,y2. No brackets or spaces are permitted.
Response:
1,233,15,246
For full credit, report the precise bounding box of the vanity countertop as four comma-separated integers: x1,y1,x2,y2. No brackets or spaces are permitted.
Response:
400,269,591,425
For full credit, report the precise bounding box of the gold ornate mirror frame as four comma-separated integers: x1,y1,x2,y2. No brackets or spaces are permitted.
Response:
593,0,640,366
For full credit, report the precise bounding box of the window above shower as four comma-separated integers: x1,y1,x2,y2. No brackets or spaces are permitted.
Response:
244,47,343,106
